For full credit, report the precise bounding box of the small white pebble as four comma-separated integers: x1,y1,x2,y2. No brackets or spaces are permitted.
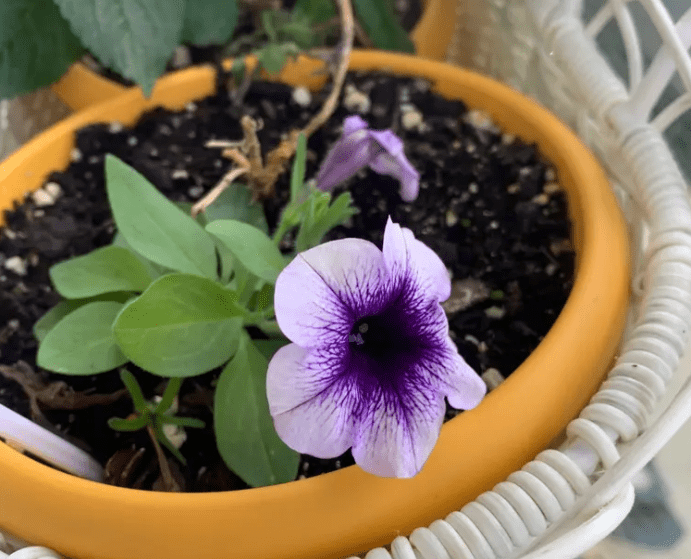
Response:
452,140,461,149
465,109,494,130
88,155,100,165
545,263,558,276
2,229,16,240
188,186,204,198
545,167,556,182
532,193,549,205
485,306,505,319
468,182,479,194
163,423,187,449
4,256,27,276
28,253,39,266
31,189,55,207
171,169,189,180
489,220,499,230
70,148,82,162
343,84,371,113
33,210,45,217
399,102,416,113
501,133,515,144
186,102,197,112
7,318,20,330
478,341,488,353
543,182,560,194
401,110,423,131
127,136,138,146
464,334,480,346
466,143,476,154
44,182,62,198
482,368,504,390
292,86,312,107
108,121,124,133
150,148,159,157
507,183,520,194
445,210,458,227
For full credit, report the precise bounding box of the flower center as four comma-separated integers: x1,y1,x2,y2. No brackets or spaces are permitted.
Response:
348,315,400,360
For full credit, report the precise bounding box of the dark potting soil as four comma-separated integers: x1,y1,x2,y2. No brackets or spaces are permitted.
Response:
0,71,574,491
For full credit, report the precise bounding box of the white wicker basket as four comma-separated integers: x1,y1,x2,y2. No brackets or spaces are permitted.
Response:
3,1,691,558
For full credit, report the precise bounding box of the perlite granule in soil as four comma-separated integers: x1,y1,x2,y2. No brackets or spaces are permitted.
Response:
0,71,574,491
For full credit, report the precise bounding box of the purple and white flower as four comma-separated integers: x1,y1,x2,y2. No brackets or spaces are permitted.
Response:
267,218,486,478
315,115,420,202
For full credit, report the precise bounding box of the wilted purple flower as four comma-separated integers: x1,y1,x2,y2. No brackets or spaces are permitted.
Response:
315,115,420,202
266,218,486,478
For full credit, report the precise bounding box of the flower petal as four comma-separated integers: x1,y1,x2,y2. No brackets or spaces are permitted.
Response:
274,238,392,348
440,338,487,410
368,130,420,201
267,343,357,458
315,118,373,192
350,369,447,478
383,218,451,302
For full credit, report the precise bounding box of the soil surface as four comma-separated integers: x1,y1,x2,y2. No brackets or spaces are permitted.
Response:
0,70,574,491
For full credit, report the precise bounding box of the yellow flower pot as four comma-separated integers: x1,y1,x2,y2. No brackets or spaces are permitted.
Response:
50,0,455,111
0,50,629,559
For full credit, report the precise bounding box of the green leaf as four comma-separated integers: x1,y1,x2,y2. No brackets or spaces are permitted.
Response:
181,0,238,46
206,220,286,284
49,246,153,299
105,155,218,279
292,0,336,25
296,191,356,251
37,301,128,375
202,184,268,233
108,416,148,431
33,292,133,343
290,133,307,201
111,232,169,280
160,415,205,428
53,0,185,96
154,377,183,413
214,334,299,487
253,339,289,362
256,43,288,76
119,368,148,411
0,0,84,98
112,273,244,377
352,0,414,53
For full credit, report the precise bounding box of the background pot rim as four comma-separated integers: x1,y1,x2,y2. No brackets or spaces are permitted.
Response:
0,50,630,559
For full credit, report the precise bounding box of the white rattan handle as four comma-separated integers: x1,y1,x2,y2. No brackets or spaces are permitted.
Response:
0,403,103,482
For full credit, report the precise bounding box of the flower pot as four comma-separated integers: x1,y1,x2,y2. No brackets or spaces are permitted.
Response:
0,50,629,559
50,0,455,112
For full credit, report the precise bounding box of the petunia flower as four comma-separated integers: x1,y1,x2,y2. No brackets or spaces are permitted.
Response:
315,115,420,202
266,218,486,478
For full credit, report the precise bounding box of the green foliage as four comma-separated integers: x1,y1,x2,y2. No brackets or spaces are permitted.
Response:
181,0,238,47
37,301,129,374
53,0,185,96
34,153,355,486
109,369,204,464
214,334,299,486
112,274,244,377
353,0,414,53
105,155,218,280
0,0,84,98
206,220,287,285
49,246,153,299
33,293,133,342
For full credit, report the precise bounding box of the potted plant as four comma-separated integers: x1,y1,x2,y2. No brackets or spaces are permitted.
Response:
0,0,453,110
0,45,629,559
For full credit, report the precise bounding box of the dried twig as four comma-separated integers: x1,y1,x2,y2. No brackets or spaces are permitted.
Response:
147,425,182,492
197,0,355,211
0,361,127,421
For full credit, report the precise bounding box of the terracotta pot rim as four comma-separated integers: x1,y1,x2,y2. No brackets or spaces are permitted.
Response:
0,50,629,559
